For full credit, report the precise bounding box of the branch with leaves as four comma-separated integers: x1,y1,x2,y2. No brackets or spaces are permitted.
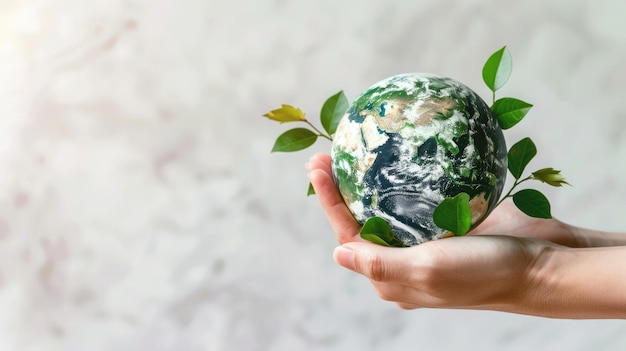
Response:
263,91,348,195
262,46,569,246
431,46,569,239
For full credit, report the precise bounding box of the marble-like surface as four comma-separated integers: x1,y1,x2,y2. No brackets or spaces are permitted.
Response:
0,0,625,350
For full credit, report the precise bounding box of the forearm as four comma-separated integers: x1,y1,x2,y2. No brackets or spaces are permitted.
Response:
570,224,626,248
516,245,626,319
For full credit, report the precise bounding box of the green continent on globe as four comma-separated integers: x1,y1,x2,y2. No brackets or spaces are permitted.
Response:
331,73,507,246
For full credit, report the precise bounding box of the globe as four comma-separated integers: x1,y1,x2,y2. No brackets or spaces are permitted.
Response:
331,73,507,246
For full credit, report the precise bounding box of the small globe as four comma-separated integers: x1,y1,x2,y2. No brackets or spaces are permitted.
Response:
331,73,507,246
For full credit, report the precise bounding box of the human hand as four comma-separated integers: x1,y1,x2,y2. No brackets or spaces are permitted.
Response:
306,153,626,318
329,235,548,312
305,153,557,312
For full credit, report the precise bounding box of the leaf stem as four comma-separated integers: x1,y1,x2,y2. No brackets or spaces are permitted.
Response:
495,175,533,208
304,119,333,141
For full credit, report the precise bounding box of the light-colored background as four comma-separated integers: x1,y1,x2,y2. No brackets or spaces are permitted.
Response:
1,0,625,350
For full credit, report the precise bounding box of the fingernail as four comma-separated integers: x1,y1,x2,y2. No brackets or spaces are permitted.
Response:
334,246,355,271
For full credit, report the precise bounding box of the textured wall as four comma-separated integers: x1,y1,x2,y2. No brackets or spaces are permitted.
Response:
1,0,626,350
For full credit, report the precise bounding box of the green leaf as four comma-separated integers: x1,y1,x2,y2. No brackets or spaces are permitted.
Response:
507,137,537,179
320,91,349,136
271,128,318,152
307,182,316,196
482,46,512,92
433,192,472,236
263,104,306,123
512,189,552,219
531,168,571,187
492,97,533,129
360,217,407,247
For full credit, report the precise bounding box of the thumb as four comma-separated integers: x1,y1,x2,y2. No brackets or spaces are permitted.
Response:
333,242,414,283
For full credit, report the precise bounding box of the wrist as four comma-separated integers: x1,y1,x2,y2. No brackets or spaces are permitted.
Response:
516,244,626,319
481,238,560,315
491,239,565,318
516,241,563,317
570,224,626,247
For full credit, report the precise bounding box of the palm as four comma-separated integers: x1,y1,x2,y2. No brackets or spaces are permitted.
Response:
470,201,577,247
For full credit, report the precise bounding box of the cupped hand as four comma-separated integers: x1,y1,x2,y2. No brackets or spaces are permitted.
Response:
306,153,626,317
305,153,562,311
331,235,548,311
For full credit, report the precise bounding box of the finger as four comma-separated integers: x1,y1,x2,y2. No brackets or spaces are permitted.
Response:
396,302,422,310
370,280,449,309
334,242,416,283
307,154,362,244
370,280,417,304
335,242,470,309
305,153,332,175
370,280,435,309
371,280,455,309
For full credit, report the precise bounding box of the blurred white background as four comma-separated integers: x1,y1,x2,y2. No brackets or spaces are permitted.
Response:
0,0,625,350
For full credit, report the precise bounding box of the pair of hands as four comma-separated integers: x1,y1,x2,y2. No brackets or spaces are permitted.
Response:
305,153,582,315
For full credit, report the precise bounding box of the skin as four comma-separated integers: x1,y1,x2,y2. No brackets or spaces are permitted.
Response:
306,153,626,319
